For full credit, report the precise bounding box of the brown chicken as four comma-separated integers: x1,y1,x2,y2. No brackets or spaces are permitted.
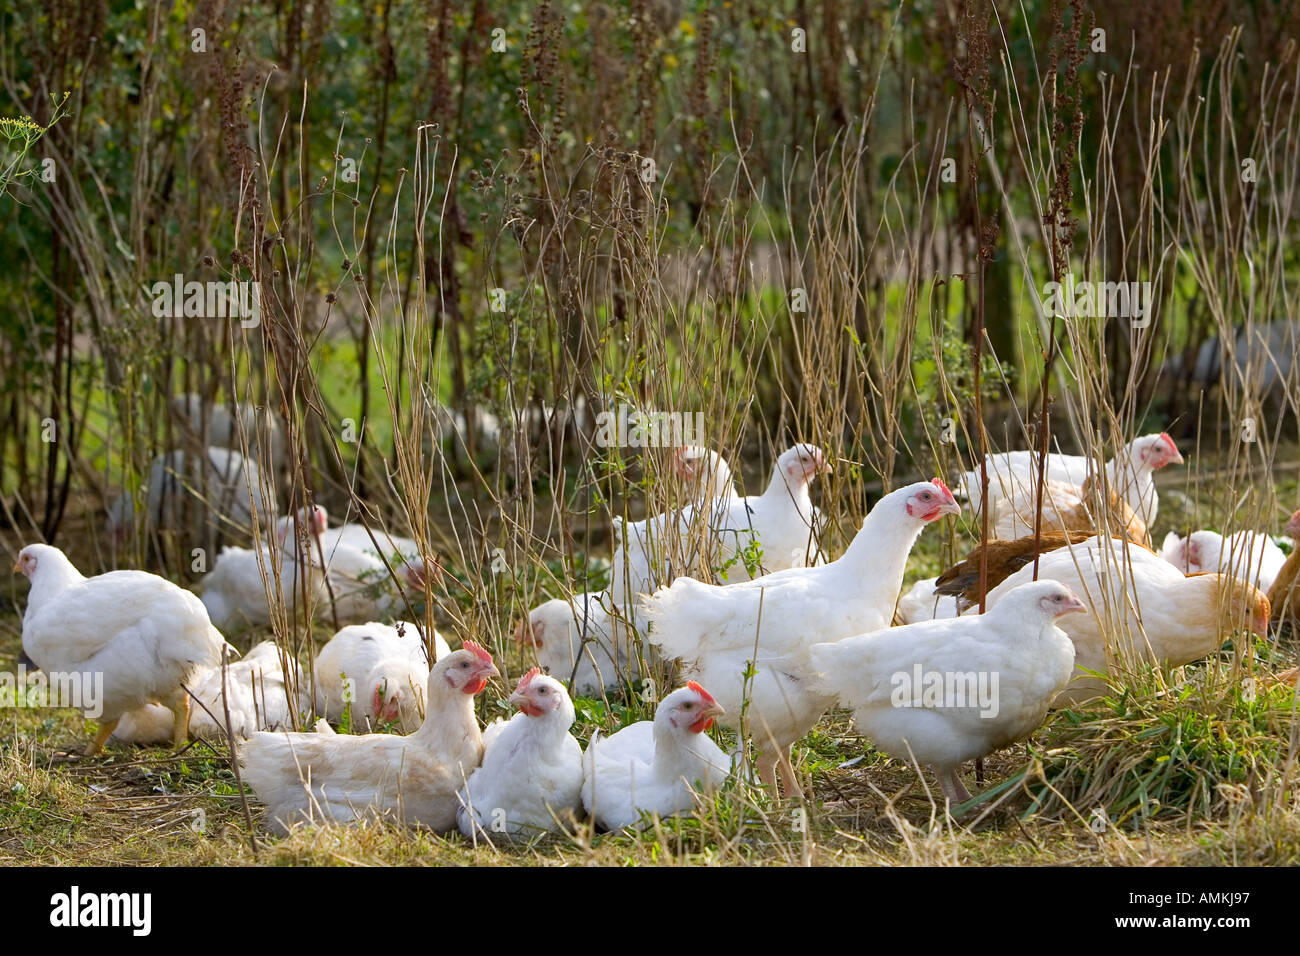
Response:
1267,509,1300,627
935,525,1152,612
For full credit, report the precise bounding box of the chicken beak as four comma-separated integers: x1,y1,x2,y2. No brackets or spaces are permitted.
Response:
1063,595,1088,615
11,559,23,574
700,703,725,720
508,689,529,710
940,499,962,518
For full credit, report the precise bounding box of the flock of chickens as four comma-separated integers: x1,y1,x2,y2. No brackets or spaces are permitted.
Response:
11,406,1300,840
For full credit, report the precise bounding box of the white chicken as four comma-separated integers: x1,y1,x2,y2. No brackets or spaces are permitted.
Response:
961,432,1183,528
114,641,309,743
14,543,226,754
982,535,1271,705
457,668,584,841
612,445,830,605
642,479,961,793
517,593,641,696
610,445,737,608
313,620,449,733
1159,528,1288,593
199,508,329,632
811,580,1084,805
705,443,831,581
106,447,276,544
312,508,431,624
239,643,498,833
581,682,730,831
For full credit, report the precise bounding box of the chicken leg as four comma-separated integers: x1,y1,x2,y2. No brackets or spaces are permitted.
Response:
775,746,801,797
756,752,780,791
938,767,972,807
84,718,119,757
169,688,191,749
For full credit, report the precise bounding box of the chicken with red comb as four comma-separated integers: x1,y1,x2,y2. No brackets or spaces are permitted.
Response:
581,683,730,831
457,668,583,841
240,645,498,833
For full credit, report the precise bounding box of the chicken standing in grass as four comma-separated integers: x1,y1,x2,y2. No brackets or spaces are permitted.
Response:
982,536,1271,705
457,668,584,841
961,432,1183,529
313,508,437,622
812,580,1084,805
581,682,729,831
642,479,961,794
518,593,641,696
703,443,831,582
239,643,498,833
14,543,227,755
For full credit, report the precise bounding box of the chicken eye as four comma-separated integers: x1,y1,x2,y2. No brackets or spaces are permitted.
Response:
538,686,548,694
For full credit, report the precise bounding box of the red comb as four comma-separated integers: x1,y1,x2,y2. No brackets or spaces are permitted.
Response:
930,476,954,500
685,680,717,706
461,641,494,666
514,667,541,694
1159,433,1177,453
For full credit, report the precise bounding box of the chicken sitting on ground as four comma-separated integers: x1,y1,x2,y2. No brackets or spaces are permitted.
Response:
986,473,1150,543
457,668,584,841
982,536,1271,705
1268,510,1300,626
114,641,308,743
14,544,227,755
239,643,498,833
962,432,1183,529
581,682,730,831
313,620,449,734
517,593,641,696
811,580,1084,806
933,529,1102,612
642,479,961,794
1160,528,1288,593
